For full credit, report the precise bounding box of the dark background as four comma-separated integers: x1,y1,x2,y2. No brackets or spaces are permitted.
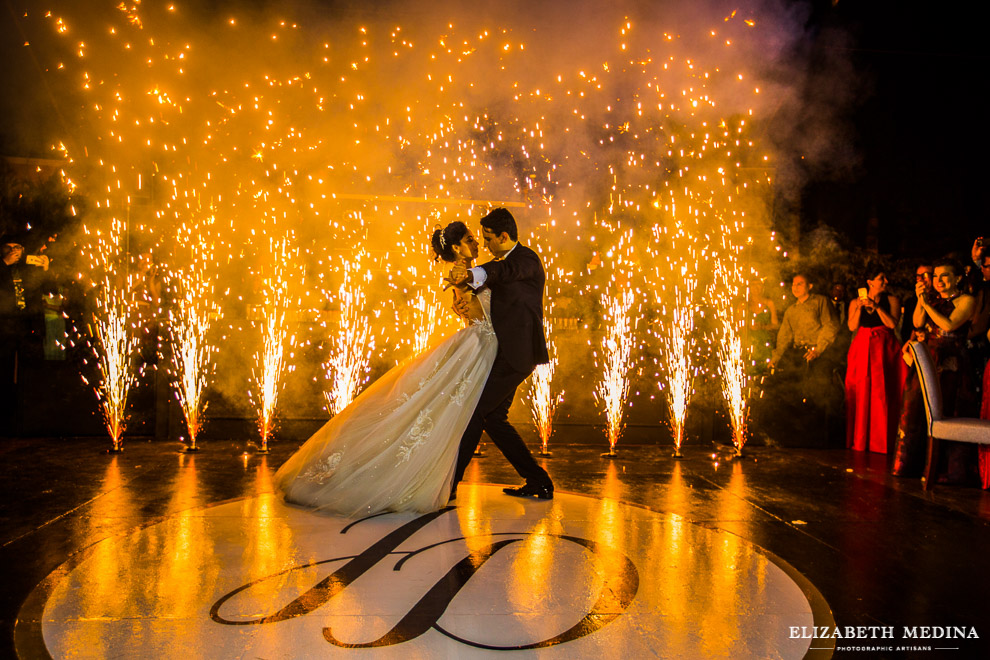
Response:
794,0,989,257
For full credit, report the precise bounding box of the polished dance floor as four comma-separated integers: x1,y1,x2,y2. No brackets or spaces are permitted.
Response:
2,436,989,658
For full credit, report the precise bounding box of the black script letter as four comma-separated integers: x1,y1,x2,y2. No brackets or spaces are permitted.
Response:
210,508,453,625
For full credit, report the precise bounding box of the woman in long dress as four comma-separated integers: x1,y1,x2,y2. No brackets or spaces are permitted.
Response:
977,326,990,488
274,222,498,516
845,265,901,453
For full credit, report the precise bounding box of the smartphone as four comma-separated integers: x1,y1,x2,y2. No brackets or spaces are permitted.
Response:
858,287,868,299
25,255,48,267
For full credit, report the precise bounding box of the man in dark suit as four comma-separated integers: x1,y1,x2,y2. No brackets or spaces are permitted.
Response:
448,208,554,499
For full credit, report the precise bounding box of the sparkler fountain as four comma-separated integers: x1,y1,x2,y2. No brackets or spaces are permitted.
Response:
529,316,563,457
594,279,638,459
713,224,756,458
77,218,140,453
653,219,701,459
250,234,298,454
164,221,220,451
527,243,565,457
34,2,784,453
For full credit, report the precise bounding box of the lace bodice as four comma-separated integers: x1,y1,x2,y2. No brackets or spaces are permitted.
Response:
471,288,494,336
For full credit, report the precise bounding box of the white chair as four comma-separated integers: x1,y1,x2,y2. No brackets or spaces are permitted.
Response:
907,341,990,490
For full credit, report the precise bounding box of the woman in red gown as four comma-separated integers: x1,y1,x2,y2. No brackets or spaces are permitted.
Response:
845,265,901,453
979,327,990,488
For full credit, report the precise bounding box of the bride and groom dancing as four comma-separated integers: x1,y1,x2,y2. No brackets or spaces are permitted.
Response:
274,208,555,517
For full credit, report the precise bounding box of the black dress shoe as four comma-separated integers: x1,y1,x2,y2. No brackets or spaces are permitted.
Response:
503,483,554,500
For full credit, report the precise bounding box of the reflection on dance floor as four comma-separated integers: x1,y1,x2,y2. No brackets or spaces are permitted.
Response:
23,474,831,658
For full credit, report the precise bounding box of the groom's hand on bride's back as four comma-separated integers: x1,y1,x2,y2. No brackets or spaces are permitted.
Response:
451,290,471,319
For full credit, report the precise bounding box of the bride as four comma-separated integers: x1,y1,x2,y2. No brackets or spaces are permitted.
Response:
274,221,497,517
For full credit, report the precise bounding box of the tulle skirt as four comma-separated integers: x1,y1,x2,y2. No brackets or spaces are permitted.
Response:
275,319,498,516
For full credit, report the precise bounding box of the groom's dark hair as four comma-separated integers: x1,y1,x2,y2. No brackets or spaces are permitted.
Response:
481,208,518,241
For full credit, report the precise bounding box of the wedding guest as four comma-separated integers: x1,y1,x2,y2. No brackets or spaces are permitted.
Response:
893,258,977,482
770,273,839,370
966,252,990,374
979,325,990,490
0,233,46,434
0,235,27,314
845,264,901,453
0,236,27,431
900,263,934,338
761,273,840,446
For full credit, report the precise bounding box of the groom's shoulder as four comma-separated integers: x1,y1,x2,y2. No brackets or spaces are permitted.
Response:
513,242,540,260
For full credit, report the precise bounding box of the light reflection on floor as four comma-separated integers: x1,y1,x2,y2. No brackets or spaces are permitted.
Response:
34,484,829,658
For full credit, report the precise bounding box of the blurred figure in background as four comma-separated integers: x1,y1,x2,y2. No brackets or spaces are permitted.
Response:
0,233,49,435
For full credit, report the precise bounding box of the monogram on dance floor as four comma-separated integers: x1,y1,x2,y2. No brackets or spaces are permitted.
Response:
24,485,831,658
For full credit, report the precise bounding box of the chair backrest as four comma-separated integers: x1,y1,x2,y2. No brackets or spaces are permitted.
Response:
908,341,943,430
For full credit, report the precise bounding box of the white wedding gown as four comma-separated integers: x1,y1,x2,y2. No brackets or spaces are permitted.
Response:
274,288,497,517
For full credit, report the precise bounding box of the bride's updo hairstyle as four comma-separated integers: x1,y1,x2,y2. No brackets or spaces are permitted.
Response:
431,221,469,262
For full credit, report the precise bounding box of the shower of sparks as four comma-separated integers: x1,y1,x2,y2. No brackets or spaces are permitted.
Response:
653,219,701,454
594,278,638,455
712,222,756,454
250,234,298,450
164,220,219,448
33,4,781,449
410,285,448,356
527,240,565,454
76,217,140,450
528,316,563,454
323,250,375,416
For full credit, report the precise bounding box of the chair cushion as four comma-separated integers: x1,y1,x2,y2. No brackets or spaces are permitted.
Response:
931,418,990,445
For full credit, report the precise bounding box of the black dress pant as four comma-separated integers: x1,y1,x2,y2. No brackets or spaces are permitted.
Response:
757,346,841,447
453,354,551,488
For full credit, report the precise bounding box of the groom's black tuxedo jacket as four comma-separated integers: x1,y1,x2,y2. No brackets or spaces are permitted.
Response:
478,243,550,374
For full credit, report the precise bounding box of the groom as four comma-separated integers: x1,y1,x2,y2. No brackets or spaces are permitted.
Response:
448,208,555,500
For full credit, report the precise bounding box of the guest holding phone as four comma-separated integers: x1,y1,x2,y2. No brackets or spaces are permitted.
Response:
845,263,901,453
